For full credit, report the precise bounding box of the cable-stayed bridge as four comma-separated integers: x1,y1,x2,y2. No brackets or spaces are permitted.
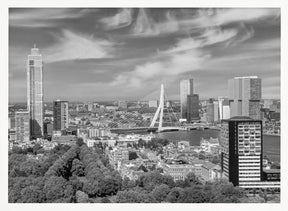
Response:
109,84,218,133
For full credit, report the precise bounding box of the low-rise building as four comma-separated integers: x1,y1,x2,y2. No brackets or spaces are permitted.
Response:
52,134,77,145
163,163,196,181
201,162,222,182
109,147,129,168
178,141,190,150
262,169,280,181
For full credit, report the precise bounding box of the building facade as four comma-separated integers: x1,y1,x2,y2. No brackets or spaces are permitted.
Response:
180,79,194,119
187,94,200,122
8,112,16,130
206,99,214,122
163,163,196,181
44,121,53,137
53,100,69,131
220,116,263,187
218,97,230,120
222,105,231,120
27,45,44,138
201,162,222,182
228,76,261,120
213,101,219,122
15,111,30,142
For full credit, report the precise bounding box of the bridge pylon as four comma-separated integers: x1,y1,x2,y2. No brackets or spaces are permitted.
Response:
150,84,164,131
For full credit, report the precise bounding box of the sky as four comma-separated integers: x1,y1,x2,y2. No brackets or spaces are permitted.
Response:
9,8,280,102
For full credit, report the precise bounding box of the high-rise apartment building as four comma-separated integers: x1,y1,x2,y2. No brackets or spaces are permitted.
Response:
228,76,261,120
220,116,263,187
53,100,69,131
180,79,193,119
27,45,43,138
15,111,30,142
187,94,200,122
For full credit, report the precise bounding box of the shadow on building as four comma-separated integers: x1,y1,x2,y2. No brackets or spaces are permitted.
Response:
30,119,43,139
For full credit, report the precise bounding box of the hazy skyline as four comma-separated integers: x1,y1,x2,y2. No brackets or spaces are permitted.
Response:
9,8,280,102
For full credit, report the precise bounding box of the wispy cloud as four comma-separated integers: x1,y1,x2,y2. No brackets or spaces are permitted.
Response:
126,8,279,37
162,27,240,54
110,44,208,88
100,8,133,30
211,8,280,25
118,15,254,89
109,10,278,91
45,30,115,63
113,23,252,86
178,8,280,29
9,8,91,28
130,9,180,37
8,8,280,101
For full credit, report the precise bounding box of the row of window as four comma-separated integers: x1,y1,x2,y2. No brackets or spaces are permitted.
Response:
239,165,260,168
238,157,261,160
239,173,260,175
239,176,261,179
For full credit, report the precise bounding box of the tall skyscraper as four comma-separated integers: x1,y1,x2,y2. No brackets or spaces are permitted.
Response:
53,100,69,132
220,116,263,187
228,76,261,120
15,111,30,142
27,45,44,138
187,94,200,122
180,79,193,119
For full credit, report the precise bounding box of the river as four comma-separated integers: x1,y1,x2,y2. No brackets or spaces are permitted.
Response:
156,130,280,163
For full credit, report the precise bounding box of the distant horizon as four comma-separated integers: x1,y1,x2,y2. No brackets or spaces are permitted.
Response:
8,97,281,105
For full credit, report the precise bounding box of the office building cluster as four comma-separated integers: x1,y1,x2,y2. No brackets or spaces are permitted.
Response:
9,46,70,143
180,76,262,124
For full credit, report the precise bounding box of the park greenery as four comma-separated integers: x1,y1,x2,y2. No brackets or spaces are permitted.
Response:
8,138,276,203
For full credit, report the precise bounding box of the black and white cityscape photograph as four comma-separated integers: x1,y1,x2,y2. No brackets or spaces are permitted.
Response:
4,2,286,208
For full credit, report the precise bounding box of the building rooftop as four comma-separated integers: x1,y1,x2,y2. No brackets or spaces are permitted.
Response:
230,116,252,120
263,169,280,174
234,76,258,79
202,162,217,169
223,116,261,122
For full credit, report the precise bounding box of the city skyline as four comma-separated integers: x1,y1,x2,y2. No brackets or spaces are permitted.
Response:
9,8,280,102
6,4,282,206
